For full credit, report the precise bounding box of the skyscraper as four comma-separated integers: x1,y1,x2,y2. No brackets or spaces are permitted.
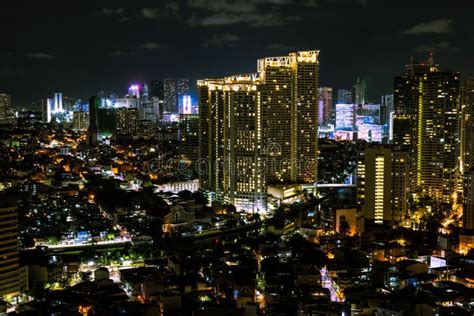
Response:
0,93,12,123
179,113,200,177
318,87,333,127
199,50,319,210
464,170,474,230
393,56,460,202
54,92,63,112
352,78,366,106
116,107,140,135
164,79,177,113
88,96,100,147
258,50,319,184
0,201,20,298
163,78,190,114
147,80,164,100
358,145,409,225
72,111,89,130
198,74,267,211
460,170,474,254
460,79,474,174
380,94,394,125
177,78,189,100
179,95,192,114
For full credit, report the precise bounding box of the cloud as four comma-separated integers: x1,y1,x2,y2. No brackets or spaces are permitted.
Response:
141,8,161,18
415,41,458,53
26,53,55,60
403,18,453,34
188,0,258,13
93,8,125,16
201,33,241,47
141,4,180,18
187,0,301,27
110,50,135,57
266,43,297,51
189,12,300,27
139,42,167,50
92,7,131,22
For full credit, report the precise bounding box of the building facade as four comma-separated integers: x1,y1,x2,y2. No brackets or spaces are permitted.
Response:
393,57,460,202
198,75,267,211
0,204,20,298
0,93,12,123
358,146,409,225
335,104,356,130
116,107,140,136
463,170,474,230
460,79,474,175
352,78,366,106
318,87,333,127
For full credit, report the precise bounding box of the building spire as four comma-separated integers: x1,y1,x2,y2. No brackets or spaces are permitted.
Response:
427,52,434,66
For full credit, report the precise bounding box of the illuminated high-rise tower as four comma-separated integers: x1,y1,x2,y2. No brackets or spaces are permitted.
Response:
0,201,20,298
393,56,460,202
460,79,474,175
164,79,177,113
258,50,319,184
357,145,409,226
0,93,12,123
199,50,319,210
54,92,63,112
177,78,189,100
116,107,140,136
198,74,266,211
381,94,394,125
318,87,333,127
460,169,474,254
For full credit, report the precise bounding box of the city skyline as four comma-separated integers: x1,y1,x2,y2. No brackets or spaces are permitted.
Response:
3,1,474,314
2,0,474,106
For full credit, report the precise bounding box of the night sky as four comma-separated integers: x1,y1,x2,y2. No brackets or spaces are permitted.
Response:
1,0,473,106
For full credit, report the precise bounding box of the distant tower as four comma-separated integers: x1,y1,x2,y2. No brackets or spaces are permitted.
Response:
380,94,394,125
180,95,192,114
147,80,164,99
177,78,190,103
164,79,177,113
318,87,333,126
0,92,12,123
352,78,366,105
54,92,63,112
88,96,100,147
46,98,53,122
